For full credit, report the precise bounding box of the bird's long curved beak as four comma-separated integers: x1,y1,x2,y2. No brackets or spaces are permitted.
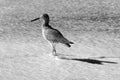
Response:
30,17,40,22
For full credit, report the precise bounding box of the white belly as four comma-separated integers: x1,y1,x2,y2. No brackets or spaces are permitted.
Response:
42,29,46,40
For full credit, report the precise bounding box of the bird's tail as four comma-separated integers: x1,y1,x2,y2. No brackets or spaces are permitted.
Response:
64,41,74,47
60,37,74,47
69,41,74,44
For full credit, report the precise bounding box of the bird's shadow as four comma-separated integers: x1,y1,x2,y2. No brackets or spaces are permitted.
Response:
58,55,118,65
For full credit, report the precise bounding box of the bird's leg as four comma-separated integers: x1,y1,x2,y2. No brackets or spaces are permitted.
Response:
51,43,57,56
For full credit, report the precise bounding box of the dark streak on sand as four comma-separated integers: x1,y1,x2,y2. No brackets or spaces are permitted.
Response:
59,56,118,65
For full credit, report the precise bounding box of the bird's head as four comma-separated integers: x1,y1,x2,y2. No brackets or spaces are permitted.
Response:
31,13,49,22
41,13,49,20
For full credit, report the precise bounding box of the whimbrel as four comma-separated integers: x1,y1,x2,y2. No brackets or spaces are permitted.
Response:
31,13,73,56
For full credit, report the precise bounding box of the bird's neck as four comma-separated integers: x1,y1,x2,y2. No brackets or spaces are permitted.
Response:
43,19,49,26
42,19,52,29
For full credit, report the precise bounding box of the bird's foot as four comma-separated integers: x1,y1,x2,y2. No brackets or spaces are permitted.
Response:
54,56,61,60
52,50,57,56
52,52,58,56
51,52,61,60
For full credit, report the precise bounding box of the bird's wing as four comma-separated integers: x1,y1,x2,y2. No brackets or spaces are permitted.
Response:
45,28,65,42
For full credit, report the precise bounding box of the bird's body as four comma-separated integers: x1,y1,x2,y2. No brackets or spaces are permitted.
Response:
31,13,73,56
42,22,73,47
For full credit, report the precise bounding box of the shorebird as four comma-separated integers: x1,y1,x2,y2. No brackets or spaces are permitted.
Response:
31,13,73,56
